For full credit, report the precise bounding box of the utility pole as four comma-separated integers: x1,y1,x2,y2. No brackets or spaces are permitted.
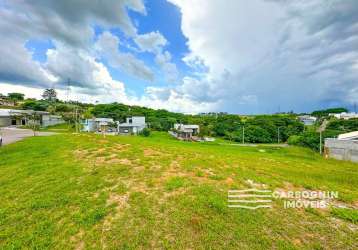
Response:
75,107,78,133
319,130,322,155
277,127,280,144
66,78,71,102
242,126,245,144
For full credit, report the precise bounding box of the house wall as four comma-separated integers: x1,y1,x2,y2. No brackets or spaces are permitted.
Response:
0,117,26,127
82,120,97,132
325,139,358,163
41,115,65,127
0,117,11,127
127,117,145,126
303,120,315,126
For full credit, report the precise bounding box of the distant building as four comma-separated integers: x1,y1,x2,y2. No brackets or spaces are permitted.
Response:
0,95,14,106
0,109,64,127
82,118,114,132
298,115,317,126
324,131,358,163
117,116,146,134
173,123,200,140
41,114,65,127
330,112,358,120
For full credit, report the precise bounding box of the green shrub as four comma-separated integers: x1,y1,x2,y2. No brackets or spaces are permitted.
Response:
140,128,151,137
287,135,302,145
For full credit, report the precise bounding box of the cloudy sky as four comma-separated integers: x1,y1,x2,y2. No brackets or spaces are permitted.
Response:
0,0,357,114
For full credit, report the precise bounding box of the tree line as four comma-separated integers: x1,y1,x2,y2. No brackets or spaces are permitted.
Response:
2,89,357,149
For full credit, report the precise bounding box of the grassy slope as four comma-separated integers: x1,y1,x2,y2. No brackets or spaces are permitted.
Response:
0,132,357,249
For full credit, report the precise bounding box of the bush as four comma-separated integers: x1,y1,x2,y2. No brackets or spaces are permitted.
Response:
140,128,151,137
288,130,341,151
287,135,302,145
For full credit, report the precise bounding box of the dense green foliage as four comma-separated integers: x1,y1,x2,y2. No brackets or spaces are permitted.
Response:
326,118,358,132
21,99,49,111
7,92,24,101
311,107,347,117
288,130,341,151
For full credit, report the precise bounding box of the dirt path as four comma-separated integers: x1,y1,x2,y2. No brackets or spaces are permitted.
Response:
0,127,56,146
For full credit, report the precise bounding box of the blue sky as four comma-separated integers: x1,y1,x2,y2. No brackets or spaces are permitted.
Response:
24,0,188,97
0,0,358,114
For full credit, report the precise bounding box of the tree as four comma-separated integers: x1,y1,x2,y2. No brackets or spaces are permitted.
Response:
244,125,273,143
42,88,57,102
7,93,24,105
27,113,41,136
10,112,41,136
312,108,348,117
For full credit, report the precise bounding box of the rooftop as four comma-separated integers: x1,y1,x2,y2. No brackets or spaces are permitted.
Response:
338,131,358,140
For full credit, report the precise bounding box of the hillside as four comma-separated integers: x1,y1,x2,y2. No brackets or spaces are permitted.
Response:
0,132,357,249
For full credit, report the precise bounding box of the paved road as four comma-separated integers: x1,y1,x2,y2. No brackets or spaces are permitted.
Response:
0,127,56,146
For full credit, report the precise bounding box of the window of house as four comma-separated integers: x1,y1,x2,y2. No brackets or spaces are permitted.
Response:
129,118,132,124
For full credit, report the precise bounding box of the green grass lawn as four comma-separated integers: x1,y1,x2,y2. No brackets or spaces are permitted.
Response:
0,132,357,249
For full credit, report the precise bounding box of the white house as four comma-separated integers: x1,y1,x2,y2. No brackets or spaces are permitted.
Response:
330,112,358,120
117,116,146,134
298,115,317,125
82,118,114,132
173,123,200,140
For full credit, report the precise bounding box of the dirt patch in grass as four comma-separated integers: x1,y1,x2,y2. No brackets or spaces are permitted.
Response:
73,149,90,158
106,193,129,208
103,194,129,231
73,142,133,168
101,193,129,248
202,168,215,177
245,179,268,189
113,143,130,151
105,158,133,165
225,177,235,185
94,157,106,164
329,217,358,232
144,148,165,157
161,187,188,201
70,229,85,250
170,160,180,169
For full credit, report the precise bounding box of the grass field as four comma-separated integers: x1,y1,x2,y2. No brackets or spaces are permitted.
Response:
0,132,357,249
